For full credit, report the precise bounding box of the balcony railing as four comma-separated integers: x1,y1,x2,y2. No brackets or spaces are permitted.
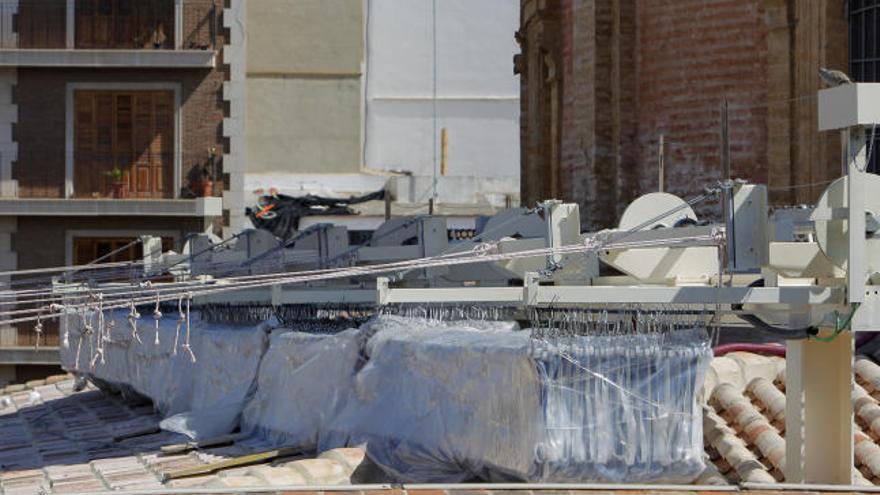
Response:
9,150,222,200
0,0,217,50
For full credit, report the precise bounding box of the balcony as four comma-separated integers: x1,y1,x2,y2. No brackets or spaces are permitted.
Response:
1,150,223,217
0,0,217,68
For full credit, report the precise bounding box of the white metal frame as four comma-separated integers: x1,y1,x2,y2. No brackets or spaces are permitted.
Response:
91,84,880,488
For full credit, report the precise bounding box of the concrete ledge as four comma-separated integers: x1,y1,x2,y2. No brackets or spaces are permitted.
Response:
0,346,59,365
0,197,222,217
0,49,215,68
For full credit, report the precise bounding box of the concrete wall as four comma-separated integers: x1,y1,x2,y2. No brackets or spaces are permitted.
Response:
244,0,363,176
0,68,16,197
246,0,363,75
223,0,521,234
365,0,520,204
246,78,362,175
223,0,365,234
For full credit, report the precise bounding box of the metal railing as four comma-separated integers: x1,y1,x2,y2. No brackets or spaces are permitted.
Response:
0,0,217,50
8,150,222,199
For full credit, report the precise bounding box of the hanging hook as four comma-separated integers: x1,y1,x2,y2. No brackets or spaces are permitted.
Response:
173,295,184,356
153,291,162,346
128,299,142,344
33,313,43,350
181,293,196,363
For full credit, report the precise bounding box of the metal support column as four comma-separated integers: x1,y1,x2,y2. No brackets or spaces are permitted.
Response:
175,0,184,49
785,334,854,484
66,0,75,48
848,126,867,304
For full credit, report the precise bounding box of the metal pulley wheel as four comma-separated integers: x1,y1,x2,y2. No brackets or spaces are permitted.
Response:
810,173,880,273
618,192,698,231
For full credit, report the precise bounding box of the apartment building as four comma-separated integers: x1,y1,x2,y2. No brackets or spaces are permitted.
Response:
0,0,225,384
0,0,520,385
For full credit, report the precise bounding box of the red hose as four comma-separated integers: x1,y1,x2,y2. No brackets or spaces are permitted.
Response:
713,343,786,357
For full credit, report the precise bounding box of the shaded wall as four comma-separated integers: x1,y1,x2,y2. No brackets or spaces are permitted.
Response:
519,0,849,229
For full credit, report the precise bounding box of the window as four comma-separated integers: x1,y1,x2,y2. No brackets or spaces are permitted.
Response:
850,0,880,172
73,90,175,199
75,0,174,49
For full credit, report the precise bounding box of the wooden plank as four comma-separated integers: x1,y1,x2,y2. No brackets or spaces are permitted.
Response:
113,423,160,442
159,432,244,456
160,447,302,481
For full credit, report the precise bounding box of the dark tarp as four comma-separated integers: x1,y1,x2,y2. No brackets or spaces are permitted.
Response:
246,190,385,240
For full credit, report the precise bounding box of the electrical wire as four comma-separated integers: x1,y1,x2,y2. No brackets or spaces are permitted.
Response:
0,233,726,326
0,186,726,328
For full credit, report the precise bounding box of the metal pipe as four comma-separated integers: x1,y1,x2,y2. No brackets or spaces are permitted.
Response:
54,483,743,495
713,343,786,357
742,482,880,492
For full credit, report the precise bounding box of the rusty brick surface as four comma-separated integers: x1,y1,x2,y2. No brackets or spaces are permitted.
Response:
519,0,848,228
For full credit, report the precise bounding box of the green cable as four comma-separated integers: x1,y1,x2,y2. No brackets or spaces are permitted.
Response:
812,302,862,343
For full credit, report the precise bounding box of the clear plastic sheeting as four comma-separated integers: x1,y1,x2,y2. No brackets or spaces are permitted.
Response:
240,328,363,449
58,310,711,483
530,328,712,482
321,316,711,483
59,309,271,440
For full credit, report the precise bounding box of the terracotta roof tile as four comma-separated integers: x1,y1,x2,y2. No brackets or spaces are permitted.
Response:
6,354,880,492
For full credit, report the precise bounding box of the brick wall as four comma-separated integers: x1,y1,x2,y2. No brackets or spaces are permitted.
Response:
635,0,769,219
14,0,226,199
15,65,225,198
520,0,849,229
12,215,208,346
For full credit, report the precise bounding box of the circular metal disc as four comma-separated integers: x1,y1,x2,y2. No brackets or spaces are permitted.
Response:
811,174,880,271
618,192,698,231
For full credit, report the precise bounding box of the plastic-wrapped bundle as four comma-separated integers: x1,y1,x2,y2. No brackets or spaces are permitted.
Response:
321,315,540,482
530,327,712,482
240,328,363,449
322,316,710,483
60,308,271,440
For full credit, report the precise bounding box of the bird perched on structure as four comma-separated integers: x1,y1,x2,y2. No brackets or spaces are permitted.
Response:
819,67,853,87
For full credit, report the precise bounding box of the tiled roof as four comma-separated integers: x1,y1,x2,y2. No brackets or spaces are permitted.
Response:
703,351,880,486
0,377,382,493
4,353,880,493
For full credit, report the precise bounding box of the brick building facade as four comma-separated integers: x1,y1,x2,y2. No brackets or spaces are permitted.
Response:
517,0,849,229
0,0,226,384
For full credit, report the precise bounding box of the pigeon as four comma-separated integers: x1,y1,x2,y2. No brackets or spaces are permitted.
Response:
819,67,852,87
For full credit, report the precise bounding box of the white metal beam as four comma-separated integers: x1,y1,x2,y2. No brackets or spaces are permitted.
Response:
529,286,843,306
848,127,867,304
785,334,854,484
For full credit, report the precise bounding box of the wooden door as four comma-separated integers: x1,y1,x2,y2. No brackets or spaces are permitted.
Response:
18,0,67,48
74,90,174,199
74,237,173,264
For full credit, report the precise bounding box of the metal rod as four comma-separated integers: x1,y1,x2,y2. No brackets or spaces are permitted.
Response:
50,483,740,495
440,127,449,176
658,133,665,192
720,99,730,179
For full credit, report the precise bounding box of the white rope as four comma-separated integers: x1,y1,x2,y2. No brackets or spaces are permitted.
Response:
3,187,724,329
21,233,721,327
153,291,162,346
182,294,195,363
